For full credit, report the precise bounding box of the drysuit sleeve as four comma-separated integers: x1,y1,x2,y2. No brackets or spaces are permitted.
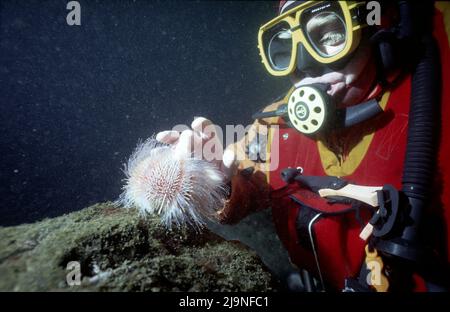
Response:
217,100,285,224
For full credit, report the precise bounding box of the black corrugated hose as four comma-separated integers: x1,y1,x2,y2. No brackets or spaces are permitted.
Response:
375,29,447,290
401,34,440,248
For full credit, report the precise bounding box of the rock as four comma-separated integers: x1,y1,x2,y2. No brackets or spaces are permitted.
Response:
0,202,277,292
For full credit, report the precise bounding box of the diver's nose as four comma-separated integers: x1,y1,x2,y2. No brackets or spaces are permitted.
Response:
296,42,323,77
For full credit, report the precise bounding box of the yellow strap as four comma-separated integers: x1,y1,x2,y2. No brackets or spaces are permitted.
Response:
365,245,389,292
436,1,450,47
317,91,390,177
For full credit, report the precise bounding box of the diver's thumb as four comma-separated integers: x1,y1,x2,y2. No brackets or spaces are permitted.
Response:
221,149,238,183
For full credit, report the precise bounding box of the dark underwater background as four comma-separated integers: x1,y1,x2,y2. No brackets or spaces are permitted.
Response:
1,0,290,226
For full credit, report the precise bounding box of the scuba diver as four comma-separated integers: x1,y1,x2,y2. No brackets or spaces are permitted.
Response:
156,1,450,292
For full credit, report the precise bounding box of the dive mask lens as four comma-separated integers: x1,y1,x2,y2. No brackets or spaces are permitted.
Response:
300,1,347,57
263,21,293,72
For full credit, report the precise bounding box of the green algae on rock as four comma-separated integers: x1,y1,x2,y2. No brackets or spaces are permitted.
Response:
0,202,276,292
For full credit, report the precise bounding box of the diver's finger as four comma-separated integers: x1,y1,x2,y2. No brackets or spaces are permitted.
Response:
156,130,180,145
191,117,213,140
221,149,238,182
192,117,223,158
191,129,206,159
174,129,194,158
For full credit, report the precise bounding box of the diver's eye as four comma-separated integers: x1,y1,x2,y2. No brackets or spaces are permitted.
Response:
319,29,346,46
277,29,293,40
306,11,347,56
266,26,294,71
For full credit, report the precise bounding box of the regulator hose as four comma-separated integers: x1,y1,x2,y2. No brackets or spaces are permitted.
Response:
375,34,441,262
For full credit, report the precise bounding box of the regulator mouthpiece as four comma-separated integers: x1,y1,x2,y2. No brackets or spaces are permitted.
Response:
287,84,331,134
253,83,383,136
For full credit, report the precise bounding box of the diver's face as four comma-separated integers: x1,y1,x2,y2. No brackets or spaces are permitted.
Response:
292,40,377,108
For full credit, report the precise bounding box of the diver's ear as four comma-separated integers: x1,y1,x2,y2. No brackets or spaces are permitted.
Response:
370,1,433,84
377,34,397,74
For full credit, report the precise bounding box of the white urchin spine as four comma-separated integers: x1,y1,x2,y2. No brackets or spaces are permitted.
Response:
117,138,227,229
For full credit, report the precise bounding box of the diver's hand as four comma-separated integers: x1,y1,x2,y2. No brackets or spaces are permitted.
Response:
156,117,237,182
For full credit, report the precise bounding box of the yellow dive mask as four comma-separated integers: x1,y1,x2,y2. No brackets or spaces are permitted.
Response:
258,1,368,76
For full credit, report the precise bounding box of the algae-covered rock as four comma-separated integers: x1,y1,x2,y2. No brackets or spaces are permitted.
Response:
0,202,276,292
